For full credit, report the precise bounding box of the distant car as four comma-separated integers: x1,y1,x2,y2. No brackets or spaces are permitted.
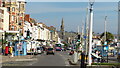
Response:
69,50,74,55
67,47,72,50
46,48,55,55
37,47,42,54
56,47,62,51
117,53,120,62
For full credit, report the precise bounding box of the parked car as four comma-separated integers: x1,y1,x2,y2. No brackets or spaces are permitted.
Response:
117,53,120,62
27,41,37,55
37,47,42,54
69,50,74,55
46,48,55,55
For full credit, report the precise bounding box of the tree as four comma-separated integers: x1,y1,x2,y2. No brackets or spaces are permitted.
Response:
100,32,114,44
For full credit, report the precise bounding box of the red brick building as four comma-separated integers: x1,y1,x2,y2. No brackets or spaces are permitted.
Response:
0,0,2,7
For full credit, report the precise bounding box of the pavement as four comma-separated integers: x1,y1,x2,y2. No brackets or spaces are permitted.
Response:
1,55,35,63
1,51,72,66
104,56,119,63
1,51,119,67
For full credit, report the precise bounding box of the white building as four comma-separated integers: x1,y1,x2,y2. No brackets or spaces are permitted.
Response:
23,21,32,38
31,25,39,40
0,7,9,31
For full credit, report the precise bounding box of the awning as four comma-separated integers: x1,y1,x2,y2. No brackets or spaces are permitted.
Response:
5,31,19,33
0,30,19,33
0,30,4,32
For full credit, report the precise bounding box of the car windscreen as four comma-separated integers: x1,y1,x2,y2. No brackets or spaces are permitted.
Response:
48,48,53,51
37,48,40,50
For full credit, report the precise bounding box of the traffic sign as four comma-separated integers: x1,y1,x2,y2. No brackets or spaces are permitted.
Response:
84,36,87,39
104,46,108,50
104,42,107,45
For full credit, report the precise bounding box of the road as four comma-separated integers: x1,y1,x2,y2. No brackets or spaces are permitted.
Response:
2,51,73,66
30,51,72,66
104,56,120,63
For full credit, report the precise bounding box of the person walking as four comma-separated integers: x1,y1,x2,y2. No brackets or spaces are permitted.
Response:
9,46,13,57
5,45,9,56
72,50,78,63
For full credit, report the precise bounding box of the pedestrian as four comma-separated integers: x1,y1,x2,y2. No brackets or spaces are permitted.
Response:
5,44,9,56
72,50,78,63
98,51,101,62
77,51,81,61
2,45,6,55
9,46,13,58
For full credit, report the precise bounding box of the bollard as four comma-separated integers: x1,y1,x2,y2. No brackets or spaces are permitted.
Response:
80,52,86,68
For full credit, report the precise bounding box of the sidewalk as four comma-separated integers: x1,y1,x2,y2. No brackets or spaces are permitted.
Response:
1,55,35,63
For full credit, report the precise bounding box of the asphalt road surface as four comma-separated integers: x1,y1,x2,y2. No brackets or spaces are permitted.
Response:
2,51,72,66
31,51,72,66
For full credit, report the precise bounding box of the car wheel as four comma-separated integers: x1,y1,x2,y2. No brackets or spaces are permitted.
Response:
53,53,54,55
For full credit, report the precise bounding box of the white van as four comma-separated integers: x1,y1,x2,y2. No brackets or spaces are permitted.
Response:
27,41,37,54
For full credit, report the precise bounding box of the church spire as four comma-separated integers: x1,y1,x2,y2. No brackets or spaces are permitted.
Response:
60,18,65,40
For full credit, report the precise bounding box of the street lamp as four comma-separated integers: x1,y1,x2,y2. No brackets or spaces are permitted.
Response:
2,34,4,55
17,33,20,56
2,34,4,47
88,0,95,66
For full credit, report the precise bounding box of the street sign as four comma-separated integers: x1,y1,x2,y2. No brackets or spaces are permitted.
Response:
84,36,87,39
104,46,108,50
77,40,80,42
104,42,107,45
17,43,22,51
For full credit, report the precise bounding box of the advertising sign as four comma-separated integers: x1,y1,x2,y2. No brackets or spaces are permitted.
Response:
104,42,107,45
17,43,22,51
104,46,108,50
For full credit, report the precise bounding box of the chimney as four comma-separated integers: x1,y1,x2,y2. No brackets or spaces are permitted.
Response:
24,14,30,22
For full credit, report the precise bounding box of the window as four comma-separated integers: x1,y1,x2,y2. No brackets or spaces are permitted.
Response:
2,10,4,14
21,4,24,10
12,7,15,11
2,19,3,22
11,15,15,21
11,26,14,30
7,7,10,12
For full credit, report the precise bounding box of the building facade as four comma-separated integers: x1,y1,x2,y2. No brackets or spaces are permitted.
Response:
2,0,26,32
0,0,2,7
0,7,9,30
2,0,18,31
17,0,26,34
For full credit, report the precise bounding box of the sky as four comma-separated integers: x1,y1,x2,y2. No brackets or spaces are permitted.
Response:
25,2,118,34
24,0,120,2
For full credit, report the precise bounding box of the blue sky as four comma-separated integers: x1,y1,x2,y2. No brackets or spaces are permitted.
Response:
24,0,120,2
26,2,118,34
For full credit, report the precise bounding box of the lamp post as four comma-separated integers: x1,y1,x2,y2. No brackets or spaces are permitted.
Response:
17,33,20,56
2,34,4,55
85,6,89,57
104,16,107,43
2,34,3,47
88,0,95,66
104,16,108,63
